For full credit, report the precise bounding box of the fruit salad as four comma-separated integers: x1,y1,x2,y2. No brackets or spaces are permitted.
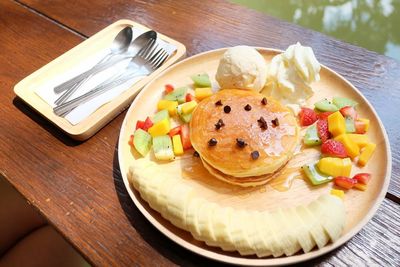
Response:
300,97,375,192
129,73,213,160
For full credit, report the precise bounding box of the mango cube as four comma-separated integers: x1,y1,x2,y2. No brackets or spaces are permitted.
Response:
354,183,367,191
347,134,370,148
330,189,345,199
172,134,184,156
328,111,346,137
181,100,197,114
157,100,178,115
148,117,170,137
334,134,360,159
358,143,376,166
358,118,370,132
317,157,352,177
195,87,213,100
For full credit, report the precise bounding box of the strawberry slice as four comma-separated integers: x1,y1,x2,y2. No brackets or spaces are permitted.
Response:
318,112,333,120
340,106,357,119
128,134,134,146
317,119,330,143
165,84,174,93
334,176,357,190
353,173,371,185
185,93,195,102
180,124,192,150
355,119,367,134
168,125,181,137
321,140,347,158
142,117,153,131
135,120,145,130
299,107,318,126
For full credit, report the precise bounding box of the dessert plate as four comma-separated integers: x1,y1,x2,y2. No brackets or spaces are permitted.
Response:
117,48,391,265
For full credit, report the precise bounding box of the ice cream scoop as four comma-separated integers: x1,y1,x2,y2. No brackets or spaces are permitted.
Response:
216,46,267,92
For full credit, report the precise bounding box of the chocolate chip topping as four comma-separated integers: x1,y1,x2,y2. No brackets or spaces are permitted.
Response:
223,105,231,113
261,97,268,105
193,151,200,157
236,138,247,148
251,150,260,160
215,119,225,130
208,138,218,146
244,104,252,111
215,100,223,106
257,116,268,130
271,117,279,127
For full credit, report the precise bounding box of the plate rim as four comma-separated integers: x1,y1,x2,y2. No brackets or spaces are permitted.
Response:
117,47,392,266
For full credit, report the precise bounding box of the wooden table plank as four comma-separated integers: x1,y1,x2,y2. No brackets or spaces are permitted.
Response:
17,0,400,198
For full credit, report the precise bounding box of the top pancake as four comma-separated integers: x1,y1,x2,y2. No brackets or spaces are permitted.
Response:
190,89,299,178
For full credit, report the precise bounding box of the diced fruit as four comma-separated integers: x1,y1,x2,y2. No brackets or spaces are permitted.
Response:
172,134,184,156
334,134,360,159
330,189,345,199
181,100,197,114
180,124,192,150
355,118,370,134
358,143,376,166
153,109,170,123
318,112,333,120
347,134,369,148
177,104,192,123
303,124,321,146
128,134,134,146
164,87,188,104
195,87,213,100
314,99,339,112
152,135,174,160
191,73,211,88
316,119,330,143
133,129,152,157
321,140,347,158
354,183,367,191
317,157,352,177
143,117,153,131
148,117,171,137
168,126,181,137
332,97,358,109
185,93,195,102
340,106,357,119
157,100,178,115
302,163,333,185
299,107,318,126
328,111,346,137
345,117,355,133
165,84,174,93
353,173,371,185
135,120,145,130
334,176,357,190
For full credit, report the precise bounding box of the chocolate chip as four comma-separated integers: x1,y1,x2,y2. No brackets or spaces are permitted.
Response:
223,105,231,113
257,116,268,130
208,138,217,146
271,118,279,127
215,119,225,130
193,151,200,157
215,100,223,106
251,150,260,160
244,104,252,111
236,138,247,148
261,97,268,105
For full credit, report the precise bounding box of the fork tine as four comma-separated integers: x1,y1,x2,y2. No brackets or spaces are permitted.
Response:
148,47,163,63
144,43,159,60
140,38,156,58
137,38,153,57
153,50,169,69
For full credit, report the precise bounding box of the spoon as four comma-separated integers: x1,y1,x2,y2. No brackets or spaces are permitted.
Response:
54,26,133,95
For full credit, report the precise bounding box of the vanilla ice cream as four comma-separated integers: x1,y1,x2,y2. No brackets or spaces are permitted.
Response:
216,46,267,92
262,42,321,105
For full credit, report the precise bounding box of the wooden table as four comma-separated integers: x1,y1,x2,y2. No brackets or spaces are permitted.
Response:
1,0,399,265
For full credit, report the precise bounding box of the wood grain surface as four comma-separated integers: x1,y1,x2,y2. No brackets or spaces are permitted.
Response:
1,0,399,266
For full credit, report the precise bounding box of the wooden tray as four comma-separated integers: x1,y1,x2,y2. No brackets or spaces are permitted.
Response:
117,48,391,265
14,19,186,140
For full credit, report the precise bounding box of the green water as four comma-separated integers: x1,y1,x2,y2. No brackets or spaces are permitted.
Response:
231,0,400,61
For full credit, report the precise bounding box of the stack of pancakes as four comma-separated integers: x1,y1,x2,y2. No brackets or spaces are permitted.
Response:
190,89,299,187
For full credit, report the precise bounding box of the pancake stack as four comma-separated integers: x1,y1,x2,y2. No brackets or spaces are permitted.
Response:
190,89,299,187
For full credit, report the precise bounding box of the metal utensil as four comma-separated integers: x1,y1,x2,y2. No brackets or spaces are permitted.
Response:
53,46,169,117
54,26,133,95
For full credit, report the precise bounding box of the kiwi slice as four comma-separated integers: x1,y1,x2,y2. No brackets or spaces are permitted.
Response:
152,135,174,160
303,124,321,146
345,116,356,133
314,99,339,112
176,104,192,123
152,109,169,123
302,163,333,185
164,87,188,104
133,129,152,157
332,97,358,109
191,73,211,88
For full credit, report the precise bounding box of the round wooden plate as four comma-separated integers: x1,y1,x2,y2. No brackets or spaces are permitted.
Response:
118,48,391,265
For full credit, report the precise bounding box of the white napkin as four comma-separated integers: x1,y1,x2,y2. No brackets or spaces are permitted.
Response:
35,28,176,125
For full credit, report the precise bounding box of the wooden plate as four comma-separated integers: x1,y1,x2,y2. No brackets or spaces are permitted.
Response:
117,48,391,265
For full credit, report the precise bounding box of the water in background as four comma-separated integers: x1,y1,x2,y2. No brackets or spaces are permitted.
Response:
232,0,400,61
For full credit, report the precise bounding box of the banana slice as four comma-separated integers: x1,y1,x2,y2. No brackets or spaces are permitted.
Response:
286,207,316,253
193,202,218,243
186,198,207,237
206,207,235,251
164,183,195,230
250,211,272,257
260,211,284,257
229,210,255,256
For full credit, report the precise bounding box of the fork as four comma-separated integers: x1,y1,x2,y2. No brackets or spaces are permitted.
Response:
53,47,170,117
